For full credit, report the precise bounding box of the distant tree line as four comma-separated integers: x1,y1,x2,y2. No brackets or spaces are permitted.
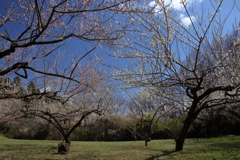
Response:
1,93,240,142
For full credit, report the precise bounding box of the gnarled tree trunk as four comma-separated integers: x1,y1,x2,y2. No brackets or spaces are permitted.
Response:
58,136,71,154
58,142,70,154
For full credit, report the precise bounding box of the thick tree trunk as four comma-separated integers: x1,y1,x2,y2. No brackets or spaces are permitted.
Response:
175,122,190,151
175,102,201,151
58,142,70,154
58,136,71,154
175,122,192,151
145,139,148,146
175,138,184,151
64,136,71,144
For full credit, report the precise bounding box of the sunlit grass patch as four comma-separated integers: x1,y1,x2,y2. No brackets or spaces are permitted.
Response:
0,135,240,159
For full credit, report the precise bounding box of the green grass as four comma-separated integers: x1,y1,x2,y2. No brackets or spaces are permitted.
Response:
0,134,240,159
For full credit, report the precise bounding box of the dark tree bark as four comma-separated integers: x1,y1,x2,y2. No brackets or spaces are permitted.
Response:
175,96,202,151
145,137,151,147
58,142,70,154
175,114,194,151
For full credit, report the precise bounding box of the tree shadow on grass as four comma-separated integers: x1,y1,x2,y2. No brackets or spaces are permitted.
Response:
145,150,176,160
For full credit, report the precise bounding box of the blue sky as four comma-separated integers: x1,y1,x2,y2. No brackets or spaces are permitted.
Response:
148,0,239,29
0,0,239,93
70,0,240,93
100,0,240,66
1,0,239,65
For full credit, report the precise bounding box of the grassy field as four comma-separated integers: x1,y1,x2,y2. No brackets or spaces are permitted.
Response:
0,135,240,160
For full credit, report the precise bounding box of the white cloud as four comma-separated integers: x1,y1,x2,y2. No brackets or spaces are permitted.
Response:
167,0,184,11
181,15,196,26
149,1,156,7
149,0,202,26
149,0,204,12
149,0,184,12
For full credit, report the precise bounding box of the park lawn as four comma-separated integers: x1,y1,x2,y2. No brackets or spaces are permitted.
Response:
0,135,240,160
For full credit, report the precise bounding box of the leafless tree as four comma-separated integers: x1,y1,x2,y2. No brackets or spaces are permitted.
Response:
122,88,176,146
0,0,143,101
112,0,240,151
0,62,116,154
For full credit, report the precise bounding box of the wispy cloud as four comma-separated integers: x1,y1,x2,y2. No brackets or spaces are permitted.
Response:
165,0,185,11
149,0,204,12
149,0,203,26
180,14,196,26
149,0,184,11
